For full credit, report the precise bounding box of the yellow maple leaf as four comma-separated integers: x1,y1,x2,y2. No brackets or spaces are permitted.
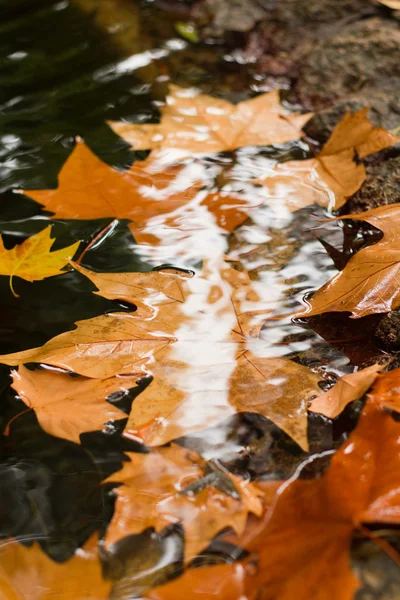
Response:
0,226,80,297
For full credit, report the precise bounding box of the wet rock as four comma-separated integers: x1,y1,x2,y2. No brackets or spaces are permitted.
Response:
343,156,400,214
303,101,368,145
192,0,267,35
241,0,375,78
374,309,400,352
295,18,400,129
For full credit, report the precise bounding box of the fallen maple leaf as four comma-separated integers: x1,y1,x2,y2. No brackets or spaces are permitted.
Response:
309,362,385,419
0,535,110,599
109,85,311,160
22,139,202,224
300,204,400,318
20,139,272,254
0,226,79,297
10,365,140,443
154,395,400,600
256,108,398,211
104,444,262,563
0,263,322,450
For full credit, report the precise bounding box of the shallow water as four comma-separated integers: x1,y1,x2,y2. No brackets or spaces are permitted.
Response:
0,1,393,598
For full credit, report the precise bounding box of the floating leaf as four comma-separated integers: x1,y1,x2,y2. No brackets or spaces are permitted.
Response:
160,398,400,599
0,226,79,297
109,85,311,160
10,366,140,443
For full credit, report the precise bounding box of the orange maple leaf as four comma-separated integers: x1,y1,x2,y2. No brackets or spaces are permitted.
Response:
255,108,398,211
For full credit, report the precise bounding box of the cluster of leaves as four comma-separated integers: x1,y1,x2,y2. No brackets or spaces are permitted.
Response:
1,84,400,599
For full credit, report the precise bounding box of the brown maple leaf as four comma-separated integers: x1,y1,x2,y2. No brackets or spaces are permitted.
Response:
109,85,312,160
10,365,140,443
0,263,321,450
255,108,398,211
104,444,262,563
149,390,400,600
300,204,400,318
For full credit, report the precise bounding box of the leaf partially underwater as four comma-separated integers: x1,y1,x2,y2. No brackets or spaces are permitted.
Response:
256,108,398,211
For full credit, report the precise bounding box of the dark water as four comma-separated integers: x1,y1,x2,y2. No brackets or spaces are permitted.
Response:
0,1,395,598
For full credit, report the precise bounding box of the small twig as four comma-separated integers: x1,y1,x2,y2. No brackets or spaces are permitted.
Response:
74,219,118,265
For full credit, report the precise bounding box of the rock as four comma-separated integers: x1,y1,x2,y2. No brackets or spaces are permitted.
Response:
375,309,400,352
295,18,400,129
343,156,400,214
303,101,368,145
192,0,267,35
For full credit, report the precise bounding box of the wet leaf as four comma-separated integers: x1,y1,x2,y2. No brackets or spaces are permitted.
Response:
301,204,400,318
309,363,385,419
23,139,202,227
0,535,110,599
10,366,140,444
109,85,312,160
104,444,262,563
21,139,266,251
256,108,398,211
0,226,79,297
0,264,322,450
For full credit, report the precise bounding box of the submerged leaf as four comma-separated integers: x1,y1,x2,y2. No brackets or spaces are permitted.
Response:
0,536,110,599
104,444,262,563
23,139,202,224
0,226,79,297
144,563,246,600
